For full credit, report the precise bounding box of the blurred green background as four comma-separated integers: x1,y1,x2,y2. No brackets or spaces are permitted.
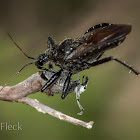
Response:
0,0,140,139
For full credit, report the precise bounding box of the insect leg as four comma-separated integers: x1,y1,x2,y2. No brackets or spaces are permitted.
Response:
41,69,63,92
8,33,35,60
48,63,58,73
82,76,89,86
36,66,50,71
61,72,73,99
77,73,80,81
49,63,53,69
96,51,105,60
37,65,56,73
87,56,140,75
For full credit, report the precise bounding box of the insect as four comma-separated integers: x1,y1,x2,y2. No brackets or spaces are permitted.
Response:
1,23,139,101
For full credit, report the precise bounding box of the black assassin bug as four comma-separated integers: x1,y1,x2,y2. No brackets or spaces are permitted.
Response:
1,23,139,101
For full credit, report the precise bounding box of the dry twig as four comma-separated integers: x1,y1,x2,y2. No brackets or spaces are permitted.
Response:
0,71,93,129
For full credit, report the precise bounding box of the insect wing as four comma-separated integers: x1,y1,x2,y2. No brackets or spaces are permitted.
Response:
65,24,132,61
85,24,131,45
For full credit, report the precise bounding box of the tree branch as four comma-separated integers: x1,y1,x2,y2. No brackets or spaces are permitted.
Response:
0,71,94,129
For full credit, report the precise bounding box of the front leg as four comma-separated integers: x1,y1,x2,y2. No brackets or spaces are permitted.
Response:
61,72,72,99
37,65,50,71
49,62,53,69
41,69,63,92
48,62,58,73
36,65,55,73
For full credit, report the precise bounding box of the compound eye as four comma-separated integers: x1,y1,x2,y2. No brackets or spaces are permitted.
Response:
38,61,43,66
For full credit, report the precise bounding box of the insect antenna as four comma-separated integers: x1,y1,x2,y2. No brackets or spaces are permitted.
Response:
7,33,35,60
0,62,35,92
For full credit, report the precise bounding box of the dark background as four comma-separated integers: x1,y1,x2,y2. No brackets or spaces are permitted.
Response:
0,0,140,139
